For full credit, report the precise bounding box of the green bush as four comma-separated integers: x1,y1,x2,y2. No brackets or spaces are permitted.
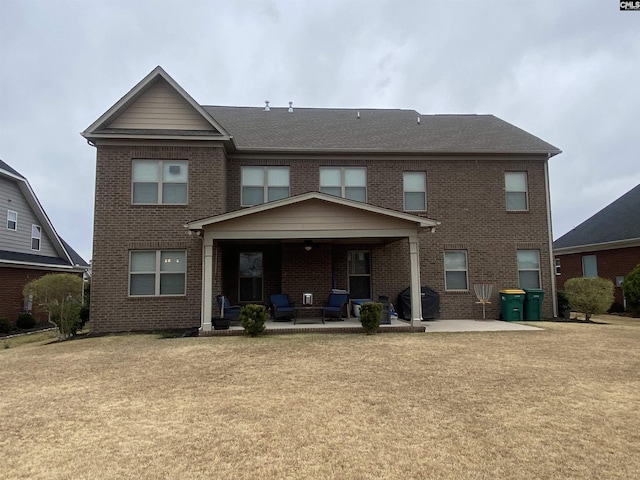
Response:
0,317,13,334
16,313,36,329
360,302,383,335
240,304,267,337
564,277,614,322
50,302,83,336
622,263,640,312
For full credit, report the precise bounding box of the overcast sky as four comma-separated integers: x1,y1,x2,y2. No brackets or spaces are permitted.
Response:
1,0,639,263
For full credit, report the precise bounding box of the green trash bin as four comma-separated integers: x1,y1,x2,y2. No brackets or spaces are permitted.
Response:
524,289,545,321
499,289,526,321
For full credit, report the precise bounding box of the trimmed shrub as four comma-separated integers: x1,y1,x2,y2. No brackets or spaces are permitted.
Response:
240,304,267,337
622,262,640,313
0,317,13,334
564,277,614,322
16,313,36,330
360,302,383,335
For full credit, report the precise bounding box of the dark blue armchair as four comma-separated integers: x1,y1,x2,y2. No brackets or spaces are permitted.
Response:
322,293,349,321
216,295,241,322
269,294,295,321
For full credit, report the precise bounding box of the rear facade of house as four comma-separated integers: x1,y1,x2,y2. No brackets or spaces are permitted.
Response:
83,67,561,333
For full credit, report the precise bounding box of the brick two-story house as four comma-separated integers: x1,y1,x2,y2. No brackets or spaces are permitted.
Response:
0,159,88,322
82,67,561,333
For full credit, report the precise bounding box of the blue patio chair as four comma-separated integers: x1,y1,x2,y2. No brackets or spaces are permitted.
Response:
322,293,349,321
269,294,295,321
216,295,241,322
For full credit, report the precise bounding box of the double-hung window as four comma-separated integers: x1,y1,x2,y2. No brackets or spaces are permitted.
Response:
241,166,290,206
403,172,426,211
320,167,366,202
31,225,41,251
129,250,186,296
505,172,528,211
132,160,188,204
444,250,468,291
7,210,17,230
517,250,541,289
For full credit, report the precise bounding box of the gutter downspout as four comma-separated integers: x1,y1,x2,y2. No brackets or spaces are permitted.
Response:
545,156,558,318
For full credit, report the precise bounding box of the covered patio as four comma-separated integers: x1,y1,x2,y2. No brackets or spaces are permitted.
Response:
187,192,439,332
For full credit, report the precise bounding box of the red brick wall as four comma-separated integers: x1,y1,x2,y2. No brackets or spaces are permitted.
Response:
0,268,82,323
555,246,640,308
91,144,226,332
92,146,554,332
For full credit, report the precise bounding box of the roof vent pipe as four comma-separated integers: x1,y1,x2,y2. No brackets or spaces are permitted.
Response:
288,101,294,113
264,100,270,111
417,116,421,124
357,111,360,119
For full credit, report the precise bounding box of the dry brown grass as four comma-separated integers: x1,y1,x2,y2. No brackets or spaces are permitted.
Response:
1,315,639,480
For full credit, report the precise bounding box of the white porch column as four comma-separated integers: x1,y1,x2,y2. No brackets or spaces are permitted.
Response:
201,241,213,331
409,233,423,327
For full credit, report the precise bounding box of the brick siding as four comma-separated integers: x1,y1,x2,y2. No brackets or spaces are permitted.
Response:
555,246,640,309
92,145,554,332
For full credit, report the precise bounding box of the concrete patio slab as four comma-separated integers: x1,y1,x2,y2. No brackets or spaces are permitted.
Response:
423,319,543,333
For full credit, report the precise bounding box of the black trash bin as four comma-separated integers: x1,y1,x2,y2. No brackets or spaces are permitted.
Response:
396,286,440,321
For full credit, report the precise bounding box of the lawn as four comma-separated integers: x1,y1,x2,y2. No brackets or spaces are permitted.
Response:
1,316,638,480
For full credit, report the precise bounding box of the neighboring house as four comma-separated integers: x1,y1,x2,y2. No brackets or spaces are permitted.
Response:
554,184,640,310
82,66,561,333
0,159,89,322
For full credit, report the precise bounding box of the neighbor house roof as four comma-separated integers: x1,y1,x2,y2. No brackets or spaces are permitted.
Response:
82,66,561,157
554,184,640,253
0,158,89,270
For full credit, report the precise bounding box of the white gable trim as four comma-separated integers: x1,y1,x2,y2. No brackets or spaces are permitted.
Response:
187,192,439,231
82,66,231,140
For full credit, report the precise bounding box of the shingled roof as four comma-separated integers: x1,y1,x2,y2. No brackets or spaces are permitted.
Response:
554,184,640,250
204,106,561,154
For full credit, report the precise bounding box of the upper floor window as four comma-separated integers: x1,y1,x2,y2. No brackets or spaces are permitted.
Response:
555,258,561,276
517,250,540,289
403,172,426,211
241,166,290,206
7,210,17,230
132,160,188,204
444,250,468,291
320,167,366,202
582,255,597,278
505,172,528,211
31,225,41,251
129,250,186,296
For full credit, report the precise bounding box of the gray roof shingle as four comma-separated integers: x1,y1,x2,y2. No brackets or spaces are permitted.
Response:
204,106,561,154
554,184,640,249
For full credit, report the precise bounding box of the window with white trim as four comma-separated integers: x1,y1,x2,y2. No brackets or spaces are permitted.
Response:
505,172,528,211
7,210,17,230
132,160,188,204
129,250,186,296
403,172,426,211
555,258,561,276
348,251,371,299
582,255,597,278
444,250,468,291
241,166,290,206
320,167,366,202
239,252,263,302
31,225,41,251
517,250,541,288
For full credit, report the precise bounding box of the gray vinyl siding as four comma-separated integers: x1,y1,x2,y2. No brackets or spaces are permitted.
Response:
0,176,58,257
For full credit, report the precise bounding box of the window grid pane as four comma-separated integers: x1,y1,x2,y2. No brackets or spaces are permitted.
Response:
320,168,341,186
129,250,186,296
517,250,540,289
267,167,289,187
344,168,366,187
7,210,17,230
505,172,528,211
